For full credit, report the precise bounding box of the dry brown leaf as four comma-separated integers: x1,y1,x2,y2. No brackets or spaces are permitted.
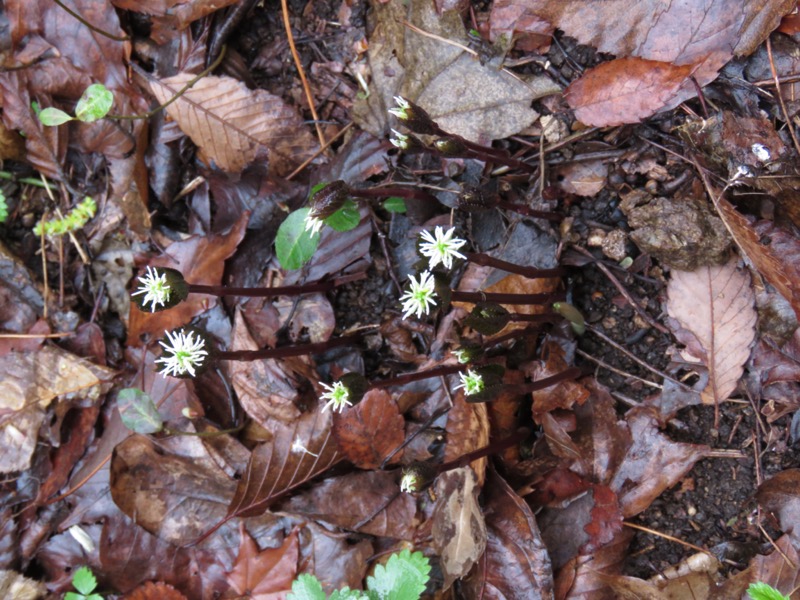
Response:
444,393,490,486
552,159,608,197
431,467,488,590
353,0,559,142
667,257,757,405
148,73,318,175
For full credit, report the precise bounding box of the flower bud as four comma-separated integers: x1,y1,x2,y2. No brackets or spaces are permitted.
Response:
399,461,437,493
433,136,468,156
456,185,492,211
464,364,505,403
388,96,439,135
453,341,483,364
308,180,351,221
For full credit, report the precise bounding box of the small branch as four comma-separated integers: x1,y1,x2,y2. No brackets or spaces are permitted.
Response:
450,290,565,305
219,333,361,362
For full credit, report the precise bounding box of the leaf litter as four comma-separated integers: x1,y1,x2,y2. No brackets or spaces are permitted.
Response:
1,0,800,598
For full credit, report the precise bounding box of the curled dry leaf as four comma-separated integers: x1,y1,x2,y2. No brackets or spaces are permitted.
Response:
445,392,490,486
666,257,757,405
148,73,318,175
431,467,488,590
332,388,405,469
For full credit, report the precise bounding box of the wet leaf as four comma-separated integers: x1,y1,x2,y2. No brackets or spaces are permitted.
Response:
445,392,490,486
38,107,73,126
116,388,163,434
462,470,554,599
755,469,800,544
332,389,405,469
281,470,416,539
667,257,757,405
148,73,318,175
226,410,340,521
75,83,114,122
431,467,488,590
123,582,188,600
226,525,298,599
276,208,320,270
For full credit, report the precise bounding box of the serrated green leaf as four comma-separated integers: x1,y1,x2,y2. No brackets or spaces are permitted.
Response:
87,595,104,600
38,107,73,126
382,197,406,213
325,199,360,232
747,582,790,600
330,588,370,600
288,573,327,600
366,550,430,600
117,388,163,434
75,83,114,122
276,208,320,270
65,593,84,600
71,566,97,595
0,189,8,223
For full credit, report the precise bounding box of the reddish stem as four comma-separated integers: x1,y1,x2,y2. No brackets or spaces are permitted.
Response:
219,333,361,362
450,290,565,305
370,363,467,389
495,200,563,222
465,252,563,279
186,272,364,298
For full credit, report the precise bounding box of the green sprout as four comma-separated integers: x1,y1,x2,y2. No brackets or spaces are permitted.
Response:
65,566,103,600
38,83,113,126
0,189,7,223
747,582,790,600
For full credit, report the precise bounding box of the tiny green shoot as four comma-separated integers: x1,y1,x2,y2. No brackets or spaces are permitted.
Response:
747,582,790,600
38,83,114,126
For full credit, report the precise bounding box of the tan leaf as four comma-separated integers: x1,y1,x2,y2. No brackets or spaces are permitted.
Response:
666,257,756,404
148,73,318,174
431,467,488,590
444,393,490,486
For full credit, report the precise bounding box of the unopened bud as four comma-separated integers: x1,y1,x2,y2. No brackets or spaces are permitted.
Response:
464,302,511,335
309,180,351,221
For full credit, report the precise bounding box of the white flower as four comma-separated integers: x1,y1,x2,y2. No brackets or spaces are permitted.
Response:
454,369,484,396
320,381,353,413
304,213,324,235
132,266,171,312
399,271,438,319
419,226,466,270
453,348,470,364
400,472,418,494
390,128,410,149
156,329,208,378
388,96,411,120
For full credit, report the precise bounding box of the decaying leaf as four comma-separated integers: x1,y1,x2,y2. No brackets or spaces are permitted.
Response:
755,469,800,543
332,388,405,469
353,0,560,142
462,470,554,599
444,393,490,486
226,525,298,600
666,257,757,405
431,467,488,590
148,73,318,175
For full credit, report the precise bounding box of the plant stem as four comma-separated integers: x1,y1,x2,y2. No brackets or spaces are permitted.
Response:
218,333,361,362
370,363,467,389
495,200,563,221
503,367,582,394
450,290,565,305
186,272,365,297
350,186,439,203
438,428,531,473
465,252,563,279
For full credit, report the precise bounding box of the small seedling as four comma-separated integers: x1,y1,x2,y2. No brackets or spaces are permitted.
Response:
65,566,103,600
38,83,114,126
747,582,790,600
0,189,7,223
288,549,430,600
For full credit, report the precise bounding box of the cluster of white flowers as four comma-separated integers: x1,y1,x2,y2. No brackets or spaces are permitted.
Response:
156,329,208,378
132,266,171,312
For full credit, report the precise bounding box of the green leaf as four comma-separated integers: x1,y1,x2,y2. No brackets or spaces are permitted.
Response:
330,589,370,600
366,550,430,600
71,566,97,595
87,595,104,600
747,582,790,600
382,197,406,213
324,199,360,232
75,83,114,122
276,208,320,270
288,573,327,600
0,189,8,223
117,388,163,434
38,107,73,126
65,593,85,600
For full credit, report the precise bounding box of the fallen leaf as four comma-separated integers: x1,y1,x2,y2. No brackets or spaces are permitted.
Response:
332,388,405,469
229,309,303,426
226,525,298,600
148,73,318,175
444,393,490,486
666,257,757,405
123,581,188,600
353,0,560,142
431,467,488,590
280,470,416,539
756,469,800,544
552,159,608,197
566,58,694,127
747,535,800,598
462,470,554,599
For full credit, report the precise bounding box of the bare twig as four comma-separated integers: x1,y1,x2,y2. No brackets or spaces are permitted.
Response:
623,522,714,557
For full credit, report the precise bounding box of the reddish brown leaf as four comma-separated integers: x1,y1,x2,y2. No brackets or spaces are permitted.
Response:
226,410,340,521
431,467,488,590
756,469,800,542
748,534,800,597
566,58,693,127
445,393,490,486
666,257,757,405
553,528,634,599
123,581,188,600
147,73,318,175
528,341,590,418
280,470,416,539
226,525,298,600
462,470,554,599
127,212,248,343
333,389,405,469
